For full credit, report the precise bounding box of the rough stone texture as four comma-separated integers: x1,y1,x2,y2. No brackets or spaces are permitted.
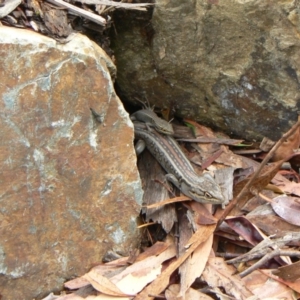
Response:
112,0,300,141
0,27,142,300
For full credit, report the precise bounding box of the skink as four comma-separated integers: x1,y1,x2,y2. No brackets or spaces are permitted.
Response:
131,109,174,135
134,121,225,204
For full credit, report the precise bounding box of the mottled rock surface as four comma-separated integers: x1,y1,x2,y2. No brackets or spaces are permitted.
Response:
0,27,142,300
112,0,300,141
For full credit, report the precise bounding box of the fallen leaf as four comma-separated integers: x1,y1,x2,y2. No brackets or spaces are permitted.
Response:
271,195,300,226
234,166,255,185
215,149,250,169
135,224,216,300
64,277,91,290
86,294,130,300
179,234,213,297
265,183,285,194
83,270,130,297
230,160,283,215
273,260,300,282
53,294,85,299
184,119,215,138
202,257,253,299
242,269,296,299
135,241,171,262
201,148,223,169
272,173,300,197
42,293,83,300
65,257,129,290
165,284,214,300
271,126,300,162
111,243,176,294
144,196,191,209
176,137,244,146
115,266,161,295
225,216,265,246
184,201,217,225
176,207,213,297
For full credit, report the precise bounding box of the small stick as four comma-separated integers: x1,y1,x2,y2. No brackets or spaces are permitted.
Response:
240,249,300,277
257,192,273,204
216,114,300,229
46,0,106,25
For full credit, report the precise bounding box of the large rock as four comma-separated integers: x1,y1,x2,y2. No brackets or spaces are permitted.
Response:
0,27,142,299
112,0,300,141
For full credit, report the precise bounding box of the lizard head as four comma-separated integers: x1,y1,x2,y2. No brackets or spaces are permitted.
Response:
180,173,225,204
151,118,174,135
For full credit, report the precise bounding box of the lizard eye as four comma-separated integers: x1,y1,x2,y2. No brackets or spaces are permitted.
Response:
205,192,212,198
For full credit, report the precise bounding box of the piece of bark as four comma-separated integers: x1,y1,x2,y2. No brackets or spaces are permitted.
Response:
42,2,71,37
0,0,21,18
260,137,275,152
138,149,177,233
46,0,106,26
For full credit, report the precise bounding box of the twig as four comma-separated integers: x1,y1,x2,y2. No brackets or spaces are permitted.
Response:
252,191,273,204
176,137,244,145
227,238,275,265
46,0,107,26
215,252,241,259
216,114,300,229
226,232,300,278
228,232,300,265
240,249,300,277
76,0,153,10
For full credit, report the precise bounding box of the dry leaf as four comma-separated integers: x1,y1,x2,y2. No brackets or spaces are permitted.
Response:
176,137,244,146
42,292,83,300
86,294,130,300
271,126,300,162
65,257,129,290
184,202,217,225
230,160,283,215
243,269,299,299
115,267,161,295
135,225,216,300
246,215,300,238
262,269,300,294
265,183,285,194
54,294,85,299
165,284,214,300
184,119,216,138
271,195,300,226
111,243,176,294
272,173,300,197
135,241,171,262
225,216,266,246
144,196,191,209
215,149,250,169
83,270,130,297
202,257,253,299
65,242,176,298
266,271,300,294
179,234,213,297
273,260,300,282
64,277,91,290
201,148,224,169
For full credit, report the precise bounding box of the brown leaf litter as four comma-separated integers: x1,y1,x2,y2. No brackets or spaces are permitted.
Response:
40,114,300,299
